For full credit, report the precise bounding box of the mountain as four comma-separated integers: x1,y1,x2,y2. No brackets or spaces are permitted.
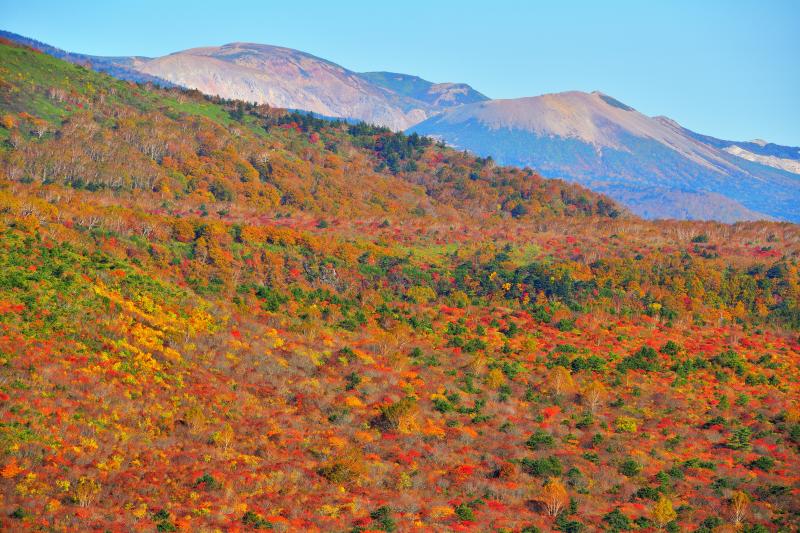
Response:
3,29,798,223
358,71,488,108
131,43,431,130
0,31,486,131
0,39,619,224
0,30,486,131
1,38,800,533
410,91,800,222
683,129,800,174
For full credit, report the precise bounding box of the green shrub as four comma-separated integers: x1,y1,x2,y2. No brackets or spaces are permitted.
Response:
193,473,221,490
525,429,554,450
603,508,631,530
521,455,563,477
369,506,396,532
618,346,659,372
748,456,775,471
711,350,745,375
728,426,752,450
241,511,272,529
618,459,642,477
454,502,475,521
555,318,576,331
660,341,680,356
615,416,637,433
634,486,661,501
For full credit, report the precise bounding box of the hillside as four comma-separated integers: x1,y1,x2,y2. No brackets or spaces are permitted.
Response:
410,91,800,223
0,40,799,532
0,29,173,86
0,30,488,131
4,29,798,224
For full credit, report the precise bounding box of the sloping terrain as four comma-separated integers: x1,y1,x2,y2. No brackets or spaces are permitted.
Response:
0,40,799,533
0,30,487,131
410,92,800,222
684,130,800,175
4,29,798,223
0,29,172,86
130,42,431,130
358,71,488,108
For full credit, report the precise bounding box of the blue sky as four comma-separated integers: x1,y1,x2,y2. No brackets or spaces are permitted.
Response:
3,0,799,145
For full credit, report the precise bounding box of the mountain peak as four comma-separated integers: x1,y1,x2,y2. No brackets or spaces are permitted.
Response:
411,92,800,222
122,43,488,130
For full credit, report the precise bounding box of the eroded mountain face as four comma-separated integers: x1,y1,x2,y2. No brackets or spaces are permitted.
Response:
411,91,800,222
130,43,486,130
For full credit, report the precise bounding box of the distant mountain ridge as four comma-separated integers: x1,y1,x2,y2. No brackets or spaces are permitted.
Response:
0,30,486,130
138,43,492,130
3,29,797,222
410,91,800,222
358,71,488,109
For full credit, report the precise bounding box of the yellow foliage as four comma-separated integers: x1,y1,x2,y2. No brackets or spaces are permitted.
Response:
80,436,99,450
132,502,148,519
465,353,487,374
429,505,455,520
0,114,16,129
549,366,574,395
98,454,124,472
541,477,569,517
16,472,47,497
406,285,437,304
318,504,340,518
652,495,677,528
731,490,749,525
329,436,348,448
344,396,364,408
397,471,413,490
583,380,606,413
236,454,262,467
615,416,638,433
354,430,375,443
212,424,235,451
486,367,505,389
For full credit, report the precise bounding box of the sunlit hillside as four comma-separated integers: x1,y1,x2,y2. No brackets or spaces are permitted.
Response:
0,40,798,532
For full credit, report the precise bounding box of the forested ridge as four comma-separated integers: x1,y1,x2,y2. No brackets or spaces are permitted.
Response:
0,39,798,532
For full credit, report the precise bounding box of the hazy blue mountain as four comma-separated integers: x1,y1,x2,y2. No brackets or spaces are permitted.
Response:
358,71,488,109
410,92,800,222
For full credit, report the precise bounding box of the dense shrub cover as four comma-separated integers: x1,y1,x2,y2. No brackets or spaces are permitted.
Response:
0,40,798,531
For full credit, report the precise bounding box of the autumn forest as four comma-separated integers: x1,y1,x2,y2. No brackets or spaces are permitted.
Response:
0,39,798,532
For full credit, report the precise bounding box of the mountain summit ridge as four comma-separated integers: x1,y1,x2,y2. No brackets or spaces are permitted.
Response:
2,29,797,222
410,91,800,222
129,41,487,131
0,31,487,131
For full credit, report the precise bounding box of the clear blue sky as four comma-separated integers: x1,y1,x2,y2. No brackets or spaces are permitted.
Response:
3,0,799,145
